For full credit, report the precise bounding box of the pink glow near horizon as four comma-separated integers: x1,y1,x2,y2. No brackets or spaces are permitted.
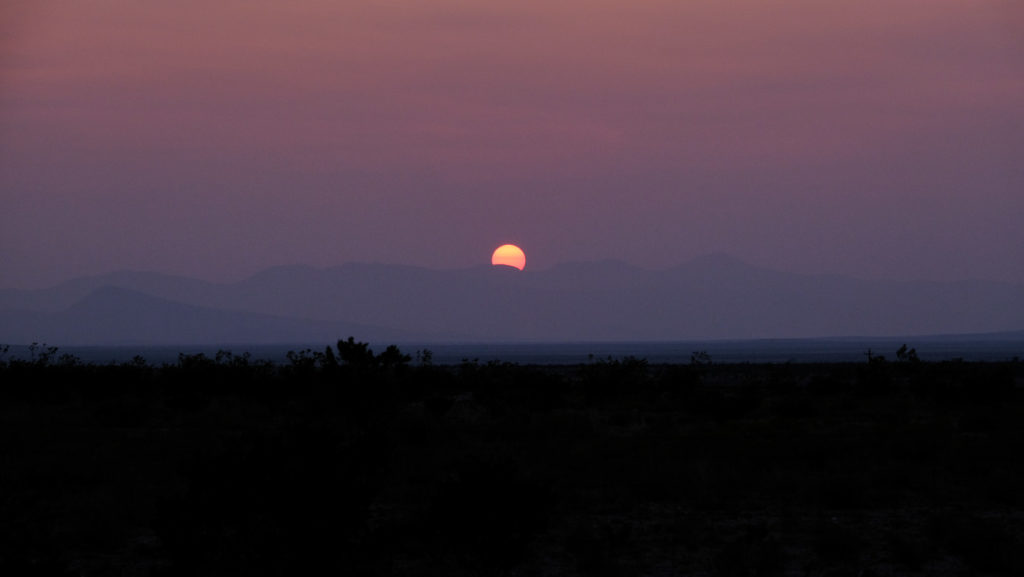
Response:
1,0,1022,288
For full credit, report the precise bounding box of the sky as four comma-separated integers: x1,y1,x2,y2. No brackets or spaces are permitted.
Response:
2,0,1023,289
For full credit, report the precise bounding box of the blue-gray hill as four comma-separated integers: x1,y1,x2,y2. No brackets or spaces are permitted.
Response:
1,255,1022,345
0,286,418,346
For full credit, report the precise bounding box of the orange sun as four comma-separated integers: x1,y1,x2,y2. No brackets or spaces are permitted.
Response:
491,244,526,270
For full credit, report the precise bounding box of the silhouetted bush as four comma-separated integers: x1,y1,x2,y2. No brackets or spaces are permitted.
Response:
813,517,864,566
858,350,892,392
579,356,649,400
157,425,379,574
886,526,928,571
713,523,786,577
419,458,551,569
654,363,702,396
770,392,819,419
3,346,1024,576
564,518,634,577
929,511,1024,574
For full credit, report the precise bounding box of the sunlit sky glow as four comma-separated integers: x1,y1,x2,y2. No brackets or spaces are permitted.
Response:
2,0,1022,288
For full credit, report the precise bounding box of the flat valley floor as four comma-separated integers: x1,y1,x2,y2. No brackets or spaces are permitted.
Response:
2,354,1023,575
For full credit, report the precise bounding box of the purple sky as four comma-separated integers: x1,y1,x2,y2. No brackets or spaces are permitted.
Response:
2,1,1023,289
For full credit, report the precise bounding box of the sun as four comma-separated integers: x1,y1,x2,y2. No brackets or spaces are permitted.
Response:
491,244,526,270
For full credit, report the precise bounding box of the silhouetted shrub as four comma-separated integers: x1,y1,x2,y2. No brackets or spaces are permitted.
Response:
157,426,378,574
4,350,1024,575
564,519,633,577
858,351,891,392
896,343,920,363
421,458,550,568
929,512,1023,574
579,356,649,400
771,393,819,419
813,518,864,566
886,527,927,571
686,387,761,421
691,350,713,366
655,363,702,394
713,523,786,577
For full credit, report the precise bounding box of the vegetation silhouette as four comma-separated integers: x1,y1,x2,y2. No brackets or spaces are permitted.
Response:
1,339,1023,575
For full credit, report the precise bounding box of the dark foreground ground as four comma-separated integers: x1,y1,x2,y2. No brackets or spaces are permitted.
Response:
2,344,1023,576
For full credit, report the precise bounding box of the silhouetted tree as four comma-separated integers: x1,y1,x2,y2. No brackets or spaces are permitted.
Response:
691,350,712,366
336,337,376,369
28,342,58,366
322,345,338,368
377,344,411,370
860,348,891,391
896,344,920,363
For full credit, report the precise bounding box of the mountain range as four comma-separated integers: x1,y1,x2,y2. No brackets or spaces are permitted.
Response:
2,254,1023,346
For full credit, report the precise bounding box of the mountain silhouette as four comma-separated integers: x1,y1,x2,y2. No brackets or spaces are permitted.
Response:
0,286,419,346
1,255,1022,345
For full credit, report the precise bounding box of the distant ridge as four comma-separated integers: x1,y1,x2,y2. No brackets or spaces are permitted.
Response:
0,286,423,346
1,255,1022,345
